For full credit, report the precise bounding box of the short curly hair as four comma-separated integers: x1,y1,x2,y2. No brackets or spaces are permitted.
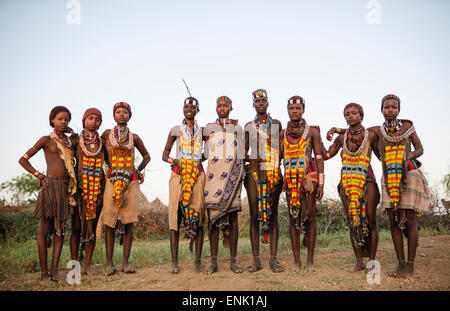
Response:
49,106,71,128
343,103,364,121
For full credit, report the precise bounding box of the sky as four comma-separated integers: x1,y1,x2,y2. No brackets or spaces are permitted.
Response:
0,0,449,205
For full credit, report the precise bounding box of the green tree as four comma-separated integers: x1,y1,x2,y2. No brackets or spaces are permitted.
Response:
0,173,40,205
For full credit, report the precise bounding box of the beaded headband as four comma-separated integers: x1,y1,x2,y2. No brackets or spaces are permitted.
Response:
381,94,401,111
216,96,232,106
184,96,200,112
113,102,132,118
252,89,268,101
287,96,305,107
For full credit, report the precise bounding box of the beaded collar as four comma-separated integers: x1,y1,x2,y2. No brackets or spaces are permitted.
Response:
80,130,102,157
50,130,72,148
109,126,133,149
343,128,369,157
380,121,415,144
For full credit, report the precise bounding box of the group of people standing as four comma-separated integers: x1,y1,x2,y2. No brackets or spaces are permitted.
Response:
19,89,430,283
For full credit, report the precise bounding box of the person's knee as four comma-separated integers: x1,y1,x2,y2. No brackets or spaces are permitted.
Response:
368,221,377,232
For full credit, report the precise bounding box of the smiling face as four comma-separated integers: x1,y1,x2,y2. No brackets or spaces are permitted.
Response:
216,101,231,119
183,102,197,120
287,102,304,122
382,99,400,121
84,114,101,132
51,111,70,132
253,98,268,114
344,106,362,127
114,107,130,125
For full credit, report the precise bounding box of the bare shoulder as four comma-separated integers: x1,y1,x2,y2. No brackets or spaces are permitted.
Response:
401,119,414,128
368,130,378,141
367,126,380,135
309,126,320,136
133,133,143,142
101,129,111,139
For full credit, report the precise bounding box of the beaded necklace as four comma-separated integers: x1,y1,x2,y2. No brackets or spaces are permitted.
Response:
108,127,134,206
251,114,279,243
114,125,129,144
343,128,369,157
284,123,310,229
381,121,415,144
215,117,231,129
380,121,415,212
179,120,202,232
80,130,102,157
51,130,72,148
109,126,134,149
341,128,371,246
78,130,103,220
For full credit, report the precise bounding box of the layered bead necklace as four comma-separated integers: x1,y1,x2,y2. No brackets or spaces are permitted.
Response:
52,130,72,148
341,127,370,246
284,121,310,230
80,130,102,157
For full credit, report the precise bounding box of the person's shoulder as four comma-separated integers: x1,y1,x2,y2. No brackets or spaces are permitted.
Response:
244,121,253,128
367,125,380,134
368,129,378,140
132,132,142,141
271,118,282,125
39,135,51,143
101,129,111,137
401,119,414,128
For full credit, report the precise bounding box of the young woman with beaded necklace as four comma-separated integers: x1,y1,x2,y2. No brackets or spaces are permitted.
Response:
100,102,150,275
365,95,429,278
280,96,324,271
19,106,77,282
70,108,105,276
324,103,381,273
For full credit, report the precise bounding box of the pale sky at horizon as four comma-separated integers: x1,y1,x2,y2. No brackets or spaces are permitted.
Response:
1,0,449,205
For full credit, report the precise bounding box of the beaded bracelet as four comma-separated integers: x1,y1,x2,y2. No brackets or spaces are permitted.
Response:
335,128,346,134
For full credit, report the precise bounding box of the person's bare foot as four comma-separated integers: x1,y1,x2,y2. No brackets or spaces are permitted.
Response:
348,261,365,272
82,266,97,276
39,271,50,284
170,262,179,274
230,261,243,274
387,261,407,277
120,265,137,274
204,262,218,275
248,257,263,273
269,258,284,273
104,265,118,276
396,262,414,278
295,260,302,270
49,271,63,282
194,260,202,273
305,261,315,271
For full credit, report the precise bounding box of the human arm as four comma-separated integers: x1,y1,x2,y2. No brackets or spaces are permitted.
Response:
133,133,151,184
18,136,48,182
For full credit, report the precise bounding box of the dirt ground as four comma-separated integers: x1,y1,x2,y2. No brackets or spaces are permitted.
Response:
1,235,449,291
